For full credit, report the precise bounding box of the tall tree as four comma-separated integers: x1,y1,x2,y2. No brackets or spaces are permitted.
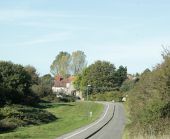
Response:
50,52,71,77
71,50,87,75
75,60,116,93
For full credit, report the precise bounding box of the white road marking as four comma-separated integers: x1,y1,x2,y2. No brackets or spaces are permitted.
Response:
63,103,110,139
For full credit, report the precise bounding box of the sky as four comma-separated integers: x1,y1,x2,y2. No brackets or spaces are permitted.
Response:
0,0,170,75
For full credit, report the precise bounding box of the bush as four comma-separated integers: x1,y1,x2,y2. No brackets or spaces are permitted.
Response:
0,104,57,133
0,120,17,132
21,94,40,106
120,79,136,92
31,74,53,98
41,94,77,103
127,50,170,136
90,91,123,102
60,95,76,102
0,87,24,105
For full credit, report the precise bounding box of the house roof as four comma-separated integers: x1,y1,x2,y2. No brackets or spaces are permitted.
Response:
55,75,63,81
53,75,75,87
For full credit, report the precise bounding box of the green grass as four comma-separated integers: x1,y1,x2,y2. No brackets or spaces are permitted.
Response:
0,102,104,139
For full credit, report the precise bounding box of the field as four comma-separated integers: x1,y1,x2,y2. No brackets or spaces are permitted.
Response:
0,102,103,139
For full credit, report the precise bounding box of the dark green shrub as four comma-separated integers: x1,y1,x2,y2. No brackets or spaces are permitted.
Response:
0,87,23,105
0,120,17,132
120,79,136,92
90,91,123,102
0,105,57,133
160,102,170,118
60,95,76,102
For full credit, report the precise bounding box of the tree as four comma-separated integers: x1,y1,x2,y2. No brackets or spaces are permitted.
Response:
31,74,53,97
141,68,151,75
24,65,39,85
0,73,2,83
0,61,31,94
41,74,53,85
50,52,71,77
40,74,53,96
50,51,87,77
120,79,136,92
73,73,82,91
75,61,117,93
0,61,32,104
114,66,127,87
71,50,87,75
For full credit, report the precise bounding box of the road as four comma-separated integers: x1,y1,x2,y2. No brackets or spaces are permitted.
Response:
89,103,126,139
57,102,126,139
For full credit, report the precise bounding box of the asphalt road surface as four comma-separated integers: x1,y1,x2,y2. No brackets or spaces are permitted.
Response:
89,103,126,139
57,102,126,139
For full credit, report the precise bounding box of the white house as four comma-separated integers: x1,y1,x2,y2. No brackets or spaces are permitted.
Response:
52,75,83,99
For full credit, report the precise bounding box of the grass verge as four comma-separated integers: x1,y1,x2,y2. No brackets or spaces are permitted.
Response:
0,102,103,139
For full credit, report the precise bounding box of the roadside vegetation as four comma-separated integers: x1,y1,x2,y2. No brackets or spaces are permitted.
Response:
74,60,127,100
89,91,123,102
0,102,103,139
0,58,79,134
0,50,105,138
1,49,169,138
123,49,170,138
0,104,57,133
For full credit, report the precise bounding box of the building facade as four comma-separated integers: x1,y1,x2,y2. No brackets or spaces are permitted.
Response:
52,75,83,99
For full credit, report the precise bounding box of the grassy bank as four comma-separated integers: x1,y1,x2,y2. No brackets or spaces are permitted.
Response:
0,104,57,133
0,102,103,139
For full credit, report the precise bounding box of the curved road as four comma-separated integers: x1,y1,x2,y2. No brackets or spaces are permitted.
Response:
57,102,126,139
89,103,126,139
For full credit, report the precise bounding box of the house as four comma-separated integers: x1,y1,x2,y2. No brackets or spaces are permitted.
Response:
52,75,83,99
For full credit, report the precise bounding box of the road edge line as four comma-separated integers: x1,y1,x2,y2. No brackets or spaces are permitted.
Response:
63,103,110,139
85,104,116,139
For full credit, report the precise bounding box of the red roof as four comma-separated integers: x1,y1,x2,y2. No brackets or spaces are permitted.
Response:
53,75,75,87
55,75,63,81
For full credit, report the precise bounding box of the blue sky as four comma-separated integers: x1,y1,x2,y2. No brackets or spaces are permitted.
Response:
0,0,170,75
